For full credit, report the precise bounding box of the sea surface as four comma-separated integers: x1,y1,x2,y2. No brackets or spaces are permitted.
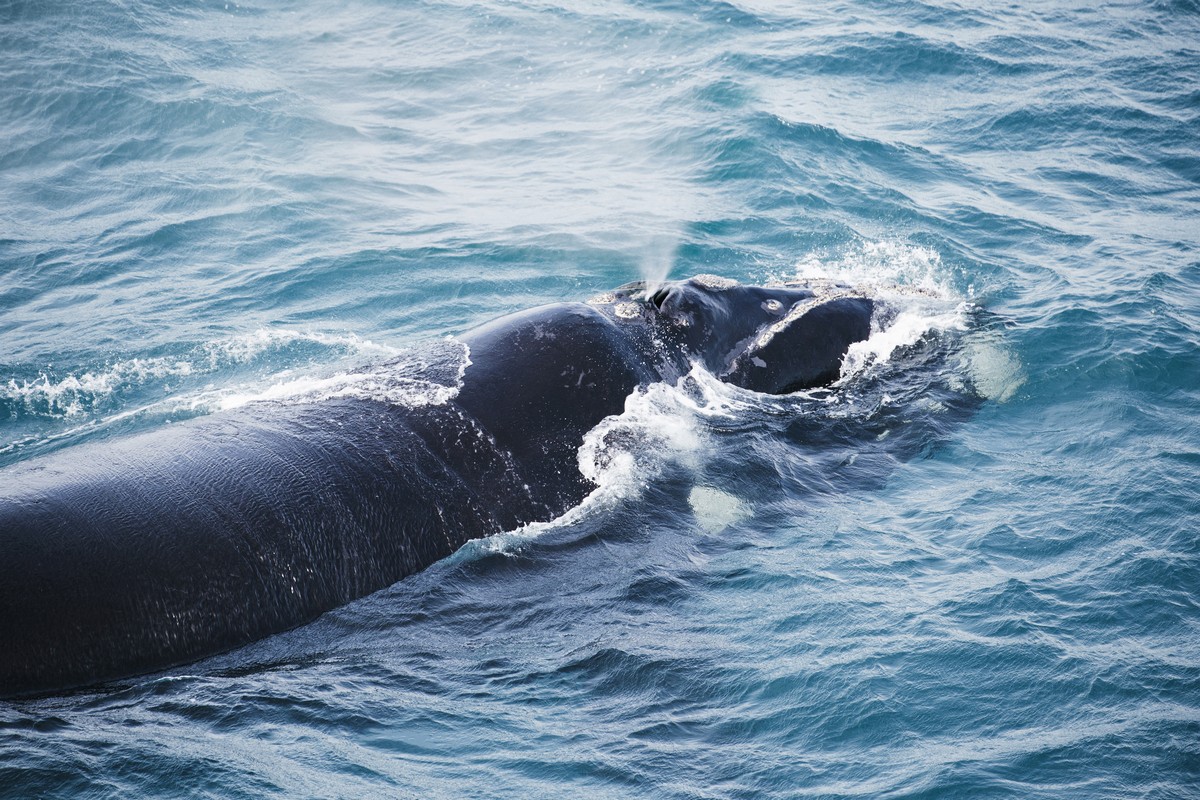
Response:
2,0,1198,797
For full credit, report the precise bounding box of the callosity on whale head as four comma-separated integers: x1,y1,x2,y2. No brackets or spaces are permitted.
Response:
594,274,874,394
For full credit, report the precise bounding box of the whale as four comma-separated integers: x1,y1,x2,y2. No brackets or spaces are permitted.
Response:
0,276,874,697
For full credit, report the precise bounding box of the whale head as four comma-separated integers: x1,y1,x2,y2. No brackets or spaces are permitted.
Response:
602,275,874,394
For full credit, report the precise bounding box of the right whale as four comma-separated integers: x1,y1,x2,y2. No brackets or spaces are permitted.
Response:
0,275,874,697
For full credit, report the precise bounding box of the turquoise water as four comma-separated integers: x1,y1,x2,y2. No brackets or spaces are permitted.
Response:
2,0,1199,797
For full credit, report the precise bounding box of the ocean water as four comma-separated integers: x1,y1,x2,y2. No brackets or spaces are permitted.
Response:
2,0,1198,796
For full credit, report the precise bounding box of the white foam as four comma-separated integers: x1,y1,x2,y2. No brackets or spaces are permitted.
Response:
0,328,409,421
2,358,195,417
789,240,956,296
961,332,1026,403
198,328,402,367
771,240,993,384
207,339,471,412
839,307,968,384
790,241,1030,405
688,486,749,534
466,368,732,558
577,379,707,500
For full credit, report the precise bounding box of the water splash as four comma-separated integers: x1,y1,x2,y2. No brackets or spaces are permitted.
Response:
790,240,955,295
779,241,1024,397
206,338,470,412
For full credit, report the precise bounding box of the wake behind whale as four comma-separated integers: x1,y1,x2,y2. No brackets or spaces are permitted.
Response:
0,275,976,698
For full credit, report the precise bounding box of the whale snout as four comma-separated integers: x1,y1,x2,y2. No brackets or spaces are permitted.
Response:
597,276,875,395
721,295,874,394
641,277,875,395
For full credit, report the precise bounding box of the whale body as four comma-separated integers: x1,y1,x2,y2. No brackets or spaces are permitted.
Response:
0,277,873,697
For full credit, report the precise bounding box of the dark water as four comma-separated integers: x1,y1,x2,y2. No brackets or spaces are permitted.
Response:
2,0,1199,797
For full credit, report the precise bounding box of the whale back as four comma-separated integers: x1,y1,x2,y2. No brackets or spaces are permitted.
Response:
456,302,653,511
0,400,513,695
0,302,652,697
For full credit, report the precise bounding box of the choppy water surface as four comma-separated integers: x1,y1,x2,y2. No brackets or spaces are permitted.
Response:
2,1,1198,797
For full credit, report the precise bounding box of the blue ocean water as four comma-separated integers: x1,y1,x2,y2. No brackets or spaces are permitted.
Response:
2,0,1199,796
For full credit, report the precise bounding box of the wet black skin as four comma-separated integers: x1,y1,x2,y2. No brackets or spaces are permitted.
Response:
632,277,873,393
0,277,873,697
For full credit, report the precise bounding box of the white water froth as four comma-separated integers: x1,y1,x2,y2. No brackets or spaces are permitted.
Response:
960,331,1027,403
792,242,972,383
1,328,404,419
207,338,471,412
199,328,402,365
2,358,196,417
0,330,469,461
839,305,967,384
785,241,1023,398
470,365,761,557
791,240,959,296
688,486,750,534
